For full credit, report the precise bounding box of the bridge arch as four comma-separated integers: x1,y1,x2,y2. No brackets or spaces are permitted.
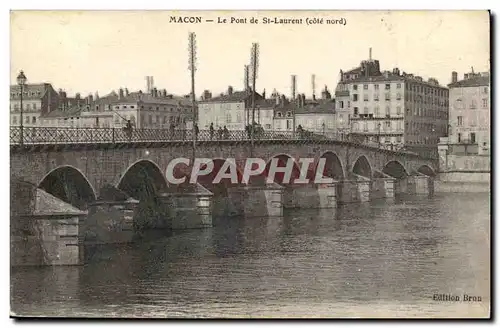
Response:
417,164,436,177
352,155,372,178
382,160,410,179
117,159,167,201
38,165,96,210
196,158,244,195
318,151,345,180
265,153,301,185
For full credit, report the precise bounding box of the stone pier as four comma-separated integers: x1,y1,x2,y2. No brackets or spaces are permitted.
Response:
160,183,213,230
85,198,139,245
225,183,284,218
337,174,371,204
371,171,396,200
10,186,87,266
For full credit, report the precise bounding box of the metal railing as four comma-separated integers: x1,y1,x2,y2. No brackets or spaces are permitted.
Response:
9,126,432,159
9,127,326,145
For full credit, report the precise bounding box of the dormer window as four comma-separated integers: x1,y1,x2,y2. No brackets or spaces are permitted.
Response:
286,111,292,117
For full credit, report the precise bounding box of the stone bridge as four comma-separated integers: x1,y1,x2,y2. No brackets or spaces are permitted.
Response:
10,134,437,266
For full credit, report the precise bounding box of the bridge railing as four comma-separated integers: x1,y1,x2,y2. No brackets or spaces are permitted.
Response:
9,126,435,159
9,127,321,145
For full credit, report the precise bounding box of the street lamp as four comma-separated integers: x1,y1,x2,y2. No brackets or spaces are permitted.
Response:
377,122,381,148
17,70,27,146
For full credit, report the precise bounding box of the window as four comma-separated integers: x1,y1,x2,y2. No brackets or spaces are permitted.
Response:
363,94,369,101
385,106,390,116
339,101,344,109
148,115,152,124
396,93,401,100
374,106,380,116
32,116,36,124
115,106,120,109
363,84,368,90
353,94,358,101
286,120,292,129
26,104,31,111
396,83,401,89
14,104,19,111
163,116,167,124
33,103,37,110
353,107,359,116
385,84,390,90
25,116,29,123
482,98,488,108
397,120,402,131
396,136,402,143
286,111,292,117
483,87,488,94
353,84,358,91
396,106,401,115
226,112,232,123
374,84,379,90
237,112,242,122
374,94,379,101
363,122,368,131
12,116,17,124
385,93,391,101
157,107,160,111
364,106,368,114
470,99,477,109
385,121,391,128
471,133,476,144
156,115,160,125
277,112,282,118
457,116,463,126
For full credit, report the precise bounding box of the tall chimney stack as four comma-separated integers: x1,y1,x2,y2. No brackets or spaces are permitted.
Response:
311,74,316,100
291,75,297,100
369,47,372,61
452,71,458,83
146,76,151,93
119,88,124,99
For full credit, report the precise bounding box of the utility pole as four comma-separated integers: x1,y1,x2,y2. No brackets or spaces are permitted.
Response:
188,32,197,160
291,75,296,137
250,43,259,152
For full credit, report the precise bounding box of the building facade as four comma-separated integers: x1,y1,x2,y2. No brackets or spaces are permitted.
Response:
198,87,273,131
38,87,194,130
334,54,449,156
447,70,490,155
10,83,60,127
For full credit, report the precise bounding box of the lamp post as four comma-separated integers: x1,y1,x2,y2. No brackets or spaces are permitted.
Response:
17,70,27,146
377,122,381,148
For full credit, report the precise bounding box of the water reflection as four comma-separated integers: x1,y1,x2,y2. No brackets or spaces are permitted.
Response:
11,193,490,318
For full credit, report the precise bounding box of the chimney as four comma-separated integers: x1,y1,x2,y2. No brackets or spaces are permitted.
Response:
369,47,372,61
291,75,297,100
88,93,93,104
262,89,266,99
452,71,458,83
162,89,167,97
228,86,233,95
151,87,156,97
146,76,151,93
119,88,124,99
275,94,280,106
280,94,286,108
75,93,81,100
94,91,99,100
58,89,64,98
125,88,129,96
302,94,306,108
203,90,212,100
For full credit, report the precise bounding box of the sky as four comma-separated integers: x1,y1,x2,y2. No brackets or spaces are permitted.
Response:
10,10,490,98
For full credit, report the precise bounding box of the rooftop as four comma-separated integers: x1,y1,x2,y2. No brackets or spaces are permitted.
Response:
448,75,490,88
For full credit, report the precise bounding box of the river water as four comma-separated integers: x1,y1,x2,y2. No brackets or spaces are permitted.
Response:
11,192,490,318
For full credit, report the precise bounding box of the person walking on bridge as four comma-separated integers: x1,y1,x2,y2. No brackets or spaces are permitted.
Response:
209,123,214,140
